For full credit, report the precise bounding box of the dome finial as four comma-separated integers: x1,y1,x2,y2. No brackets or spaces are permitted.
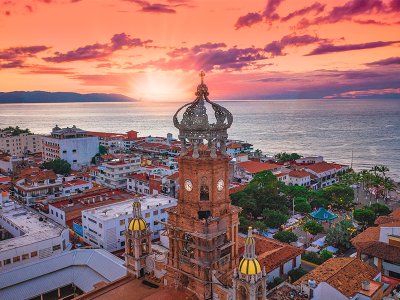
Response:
199,70,205,84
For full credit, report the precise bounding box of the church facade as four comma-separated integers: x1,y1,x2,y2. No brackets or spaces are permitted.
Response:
124,72,268,300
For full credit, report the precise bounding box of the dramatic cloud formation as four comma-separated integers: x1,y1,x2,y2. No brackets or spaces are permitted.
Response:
235,0,283,29
134,43,267,71
125,0,193,14
264,34,325,56
281,2,325,22
1,0,400,100
44,33,152,63
306,40,400,56
0,45,50,69
367,56,400,66
296,0,399,28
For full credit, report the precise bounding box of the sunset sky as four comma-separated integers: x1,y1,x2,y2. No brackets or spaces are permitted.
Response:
1,0,400,101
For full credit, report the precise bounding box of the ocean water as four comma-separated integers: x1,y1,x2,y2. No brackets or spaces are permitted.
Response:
0,99,399,179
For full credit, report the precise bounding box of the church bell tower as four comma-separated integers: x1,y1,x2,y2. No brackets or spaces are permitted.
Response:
165,72,241,299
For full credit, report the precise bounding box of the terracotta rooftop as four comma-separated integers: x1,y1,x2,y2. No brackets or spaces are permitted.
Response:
238,234,303,273
238,161,280,174
77,274,197,300
294,258,380,298
289,170,311,178
351,226,380,251
362,242,400,264
305,162,338,174
63,179,90,188
375,208,400,225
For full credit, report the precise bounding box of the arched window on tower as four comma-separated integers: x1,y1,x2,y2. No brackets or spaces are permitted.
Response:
200,176,209,201
238,286,248,300
141,239,148,254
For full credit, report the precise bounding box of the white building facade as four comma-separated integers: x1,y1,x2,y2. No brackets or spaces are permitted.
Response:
42,126,99,170
81,195,177,252
0,202,70,271
96,156,141,189
0,132,43,156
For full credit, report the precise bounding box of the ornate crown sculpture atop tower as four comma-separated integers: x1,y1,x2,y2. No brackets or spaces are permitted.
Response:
173,71,233,158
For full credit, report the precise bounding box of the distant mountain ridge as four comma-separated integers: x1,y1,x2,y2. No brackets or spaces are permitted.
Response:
0,91,136,103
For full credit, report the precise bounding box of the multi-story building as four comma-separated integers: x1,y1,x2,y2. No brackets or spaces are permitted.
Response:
0,200,70,271
352,208,400,280
304,162,349,189
13,168,63,205
61,179,92,197
0,130,43,156
81,195,177,252
233,153,282,182
42,125,99,170
47,189,136,227
96,156,141,189
226,140,253,157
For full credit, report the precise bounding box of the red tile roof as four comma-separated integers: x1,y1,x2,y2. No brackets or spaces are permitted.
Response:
289,170,311,178
63,179,90,188
239,161,280,174
294,258,380,298
305,162,337,174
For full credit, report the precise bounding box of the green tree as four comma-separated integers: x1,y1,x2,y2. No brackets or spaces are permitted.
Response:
253,220,268,232
99,145,108,155
274,152,302,163
1,126,31,136
321,184,354,210
42,159,71,175
263,209,289,229
238,216,250,233
325,220,355,250
295,201,312,214
310,198,328,209
370,203,391,217
273,231,298,244
320,249,333,261
353,207,376,227
282,185,310,199
303,220,324,236
288,268,307,283
267,277,284,289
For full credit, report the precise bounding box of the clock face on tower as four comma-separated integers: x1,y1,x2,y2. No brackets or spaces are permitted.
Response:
217,179,224,191
184,179,193,191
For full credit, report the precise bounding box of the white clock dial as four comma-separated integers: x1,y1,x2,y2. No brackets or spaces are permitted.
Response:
217,179,224,191
184,179,193,191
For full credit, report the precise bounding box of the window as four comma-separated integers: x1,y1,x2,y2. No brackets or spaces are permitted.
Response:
72,149,77,153
121,241,125,247
63,150,67,153
120,230,125,236
22,254,29,260
153,210,158,216
13,256,20,263
73,160,77,163
3,259,11,265
99,223,102,228
145,212,150,218
61,215,63,220
161,208,166,213
53,244,61,251
120,219,125,226
31,251,38,258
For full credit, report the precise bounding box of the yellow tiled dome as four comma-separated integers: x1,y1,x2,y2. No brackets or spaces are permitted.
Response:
128,218,147,231
238,258,262,275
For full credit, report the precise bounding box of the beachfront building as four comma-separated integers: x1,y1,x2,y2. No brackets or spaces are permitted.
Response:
96,156,141,189
13,168,63,205
226,140,253,157
286,170,312,187
304,161,349,189
233,153,282,182
0,130,43,157
0,200,70,271
42,125,99,170
81,194,177,251
294,258,387,299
